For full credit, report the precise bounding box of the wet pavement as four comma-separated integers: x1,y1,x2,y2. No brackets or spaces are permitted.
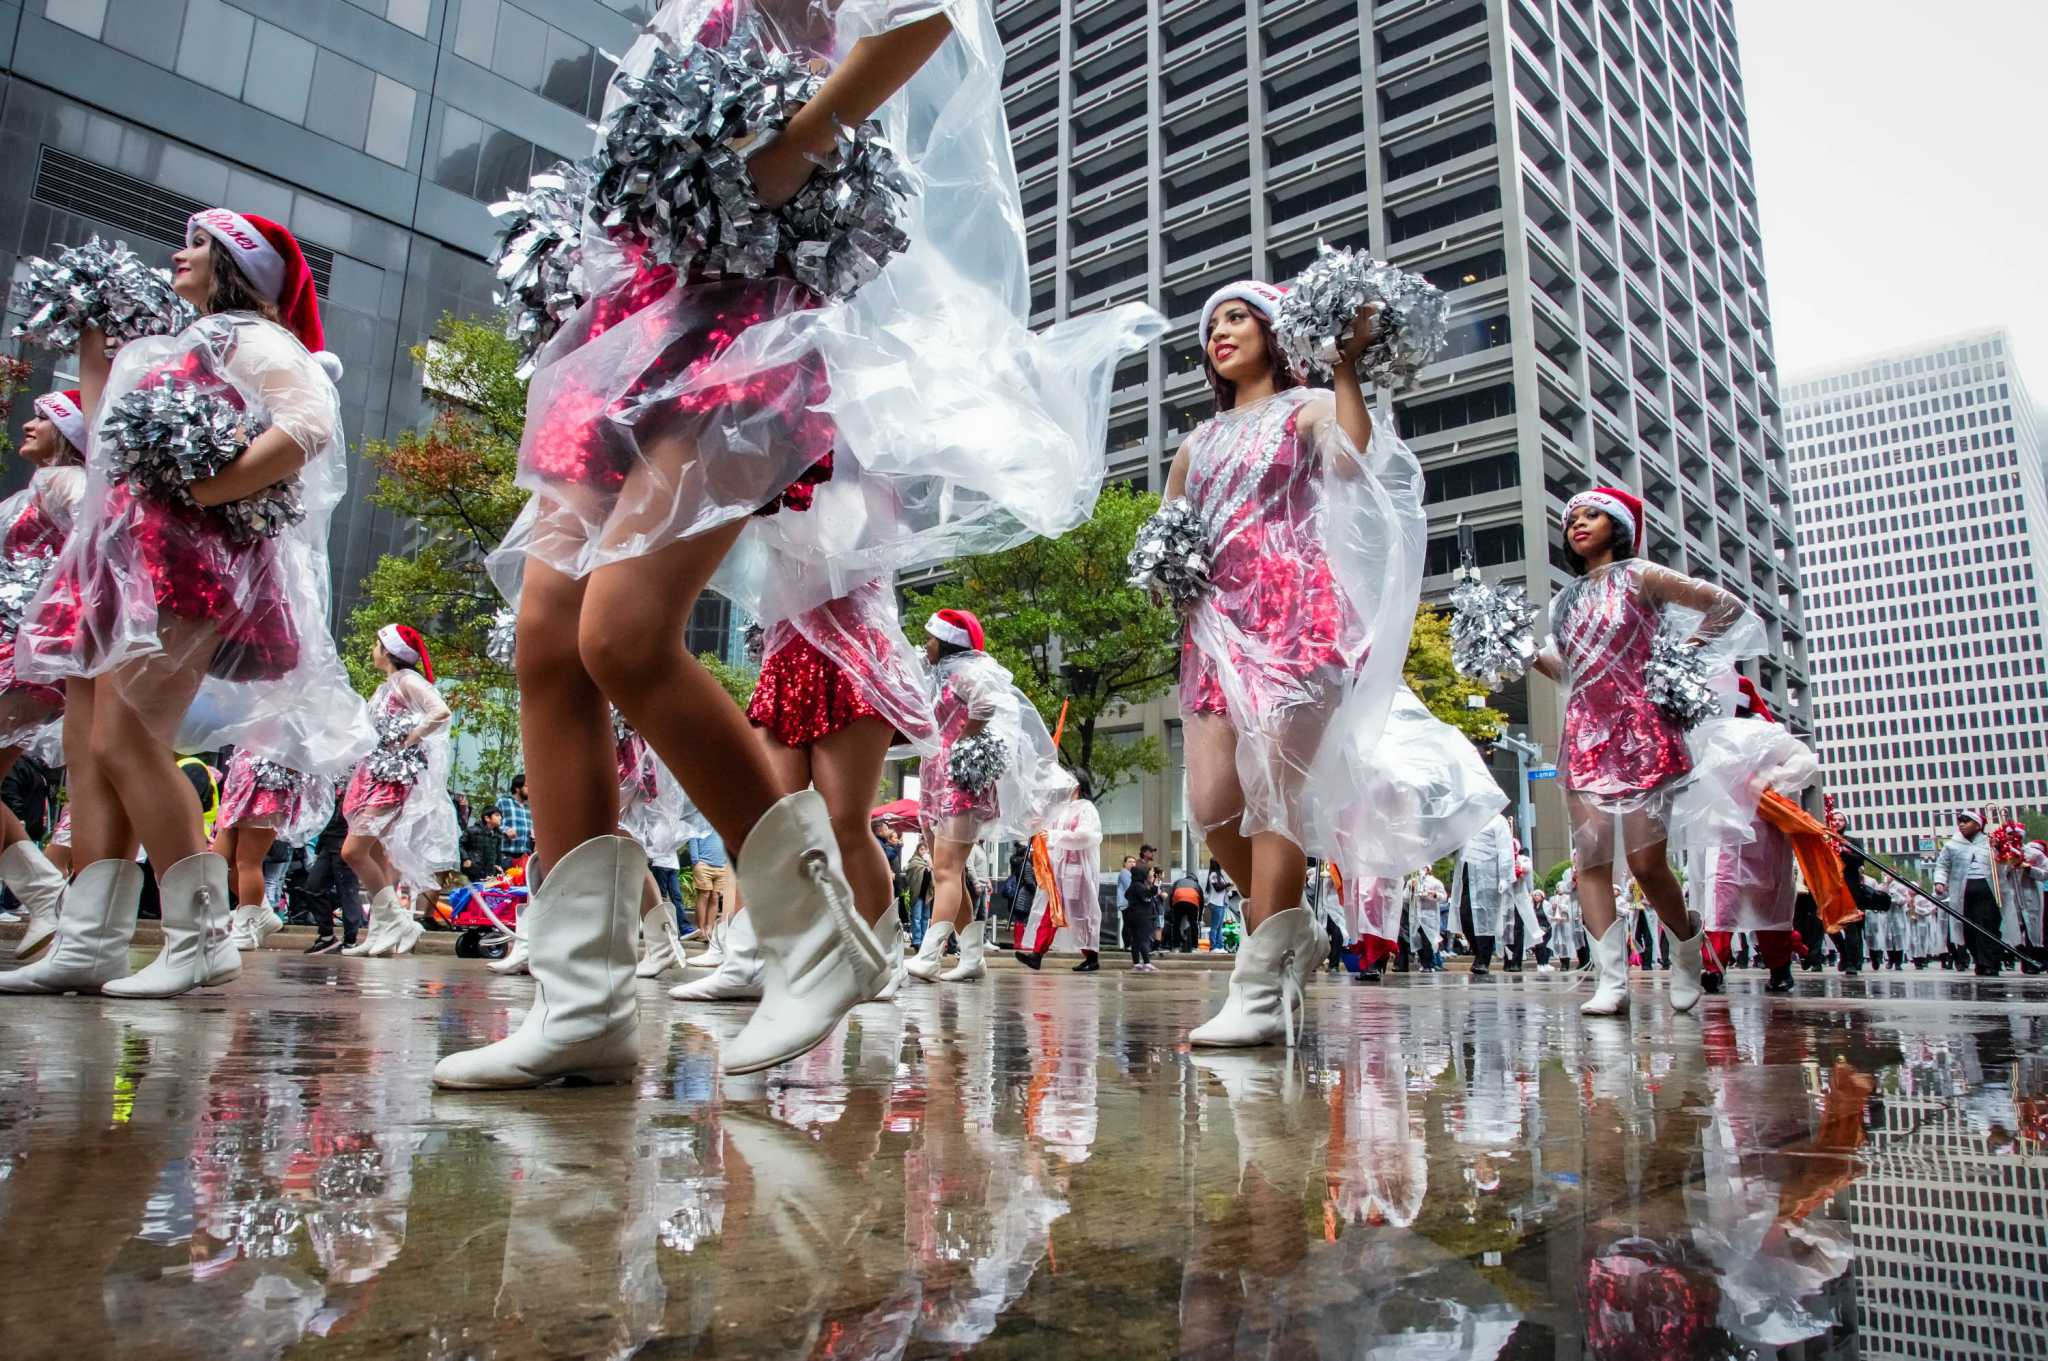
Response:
2,955,2046,1360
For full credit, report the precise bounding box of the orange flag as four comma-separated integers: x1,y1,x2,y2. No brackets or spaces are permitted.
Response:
1757,788,1861,930
1031,701,1073,929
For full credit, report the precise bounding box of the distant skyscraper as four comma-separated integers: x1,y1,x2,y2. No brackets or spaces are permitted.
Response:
999,0,1807,866
1784,329,2048,860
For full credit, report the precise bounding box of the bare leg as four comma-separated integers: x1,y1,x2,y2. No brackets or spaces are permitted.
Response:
1626,843,1692,940
761,718,896,929
579,523,785,854
517,560,617,875
89,645,213,870
64,677,136,866
1248,832,1308,931
230,826,277,910
0,748,29,852
46,843,70,876
342,833,399,897
928,835,973,934
1578,862,1618,937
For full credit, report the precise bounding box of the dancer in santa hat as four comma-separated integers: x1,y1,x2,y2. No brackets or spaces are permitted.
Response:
440,0,1156,1089
1528,486,1764,1017
677,573,937,1005
3,210,371,998
1159,281,1500,1048
214,748,334,954
338,624,457,958
1671,674,1817,996
905,607,1070,986
0,391,89,964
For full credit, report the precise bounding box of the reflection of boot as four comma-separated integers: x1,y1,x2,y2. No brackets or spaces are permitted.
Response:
1189,1051,1322,1188
0,859,141,994
1,838,68,962
433,836,645,1089
103,853,239,999
1581,920,1631,1016
939,920,986,983
721,791,884,1075
1189,908,1323,1048
670,910,764,1002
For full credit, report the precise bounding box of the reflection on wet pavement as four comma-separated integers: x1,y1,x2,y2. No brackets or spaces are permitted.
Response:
2,957,2046,1358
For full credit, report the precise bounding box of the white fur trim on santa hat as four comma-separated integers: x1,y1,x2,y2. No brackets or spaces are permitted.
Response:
188,208,285,302
925,614,972,648
32,392,86,455
1200,281,1288,341
1561,490,1637,548
378,624,420,666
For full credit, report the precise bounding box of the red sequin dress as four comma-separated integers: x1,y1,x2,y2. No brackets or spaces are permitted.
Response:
746,580,934,750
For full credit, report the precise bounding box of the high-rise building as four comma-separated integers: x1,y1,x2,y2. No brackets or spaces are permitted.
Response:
998,0,1807,867
1784,330,2047,862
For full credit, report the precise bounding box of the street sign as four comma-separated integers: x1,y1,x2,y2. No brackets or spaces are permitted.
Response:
1528,766,1557,782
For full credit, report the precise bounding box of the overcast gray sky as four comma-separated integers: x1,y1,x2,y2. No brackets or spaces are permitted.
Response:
1733,0,2047,385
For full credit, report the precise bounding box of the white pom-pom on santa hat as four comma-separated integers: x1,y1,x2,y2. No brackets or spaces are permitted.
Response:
314,351,345,383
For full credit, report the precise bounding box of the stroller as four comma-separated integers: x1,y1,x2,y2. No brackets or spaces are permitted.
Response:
445,861,529,959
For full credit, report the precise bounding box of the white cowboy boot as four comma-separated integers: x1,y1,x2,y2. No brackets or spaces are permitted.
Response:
669,910,764,1002
938,919,986,983
249,902,284,950
693,918,727,970
433,835,645,1089
1581,919,1632,1016
0,858,141,993
1668,913,1706,1013
488,934,531,975
1189,907,1324,1048
344,887,398,957
104,852,239,998
903,920,955,982
0,838,68,962
870,912,907,1002
387,903,424,956
721,791,885,1075
226,902,257,950
634,897,680,979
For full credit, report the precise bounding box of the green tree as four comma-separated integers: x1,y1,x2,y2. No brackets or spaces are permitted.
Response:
344,315,528,791
916,484,1180,798
1406,604,1506,740
700,651,758,707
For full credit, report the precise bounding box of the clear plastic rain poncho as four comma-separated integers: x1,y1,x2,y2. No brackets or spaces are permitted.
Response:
0,465,85,764
917,649,1070,844
15,314,373,779
214,747,338,848
1448,815,1516,937
1021,793,1103,949
743,566,937,752
340,669,459,890
504,0,1162,599
616,723,712,855
1670,695,1819,935
1537,559,1764,866
1178,387,1497,876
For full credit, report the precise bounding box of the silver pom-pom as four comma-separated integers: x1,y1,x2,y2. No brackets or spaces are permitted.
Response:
947,731,1008,795
0,553,53,634
1645,629,1719,729
485,608,518,667
10,236,196,354
1274,243,1449,390
364,710,430,786
1126,497,1209,608
588,31,911,301
1449,574,1537,689
101,378,302,543
491,161,591,375
250,758,300,793
612,707,633,743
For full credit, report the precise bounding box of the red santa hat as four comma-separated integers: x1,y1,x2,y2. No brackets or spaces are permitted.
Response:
925,608,984,651
378,623,435,682
31,390,87,460
1199,280,1289,342
186,208,344,383
1734,676,1776,723
1562,486,1645,554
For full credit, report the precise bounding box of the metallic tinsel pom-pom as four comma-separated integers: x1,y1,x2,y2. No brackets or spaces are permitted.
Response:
1645,630,1719,728
10,236,196,354
365,711,429,786
250,758,300,793
1274,243,1450,391
947,731,1009,795
1449,575,1537,688
491,161,592,375
612,707,634,742
588,31,913,301
485,608,518,668
0,553,53,634
1126,497,1210,607
102,378,304,543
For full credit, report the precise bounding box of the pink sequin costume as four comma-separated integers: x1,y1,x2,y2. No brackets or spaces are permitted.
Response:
0,468,83,751
1540,559,1761,866
747,576,936,751
342,668,458,889
216,748,335,847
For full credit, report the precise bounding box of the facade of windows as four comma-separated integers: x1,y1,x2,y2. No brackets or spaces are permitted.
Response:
999,0,1808,868
1785,329,2048,863
0,0,743,665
